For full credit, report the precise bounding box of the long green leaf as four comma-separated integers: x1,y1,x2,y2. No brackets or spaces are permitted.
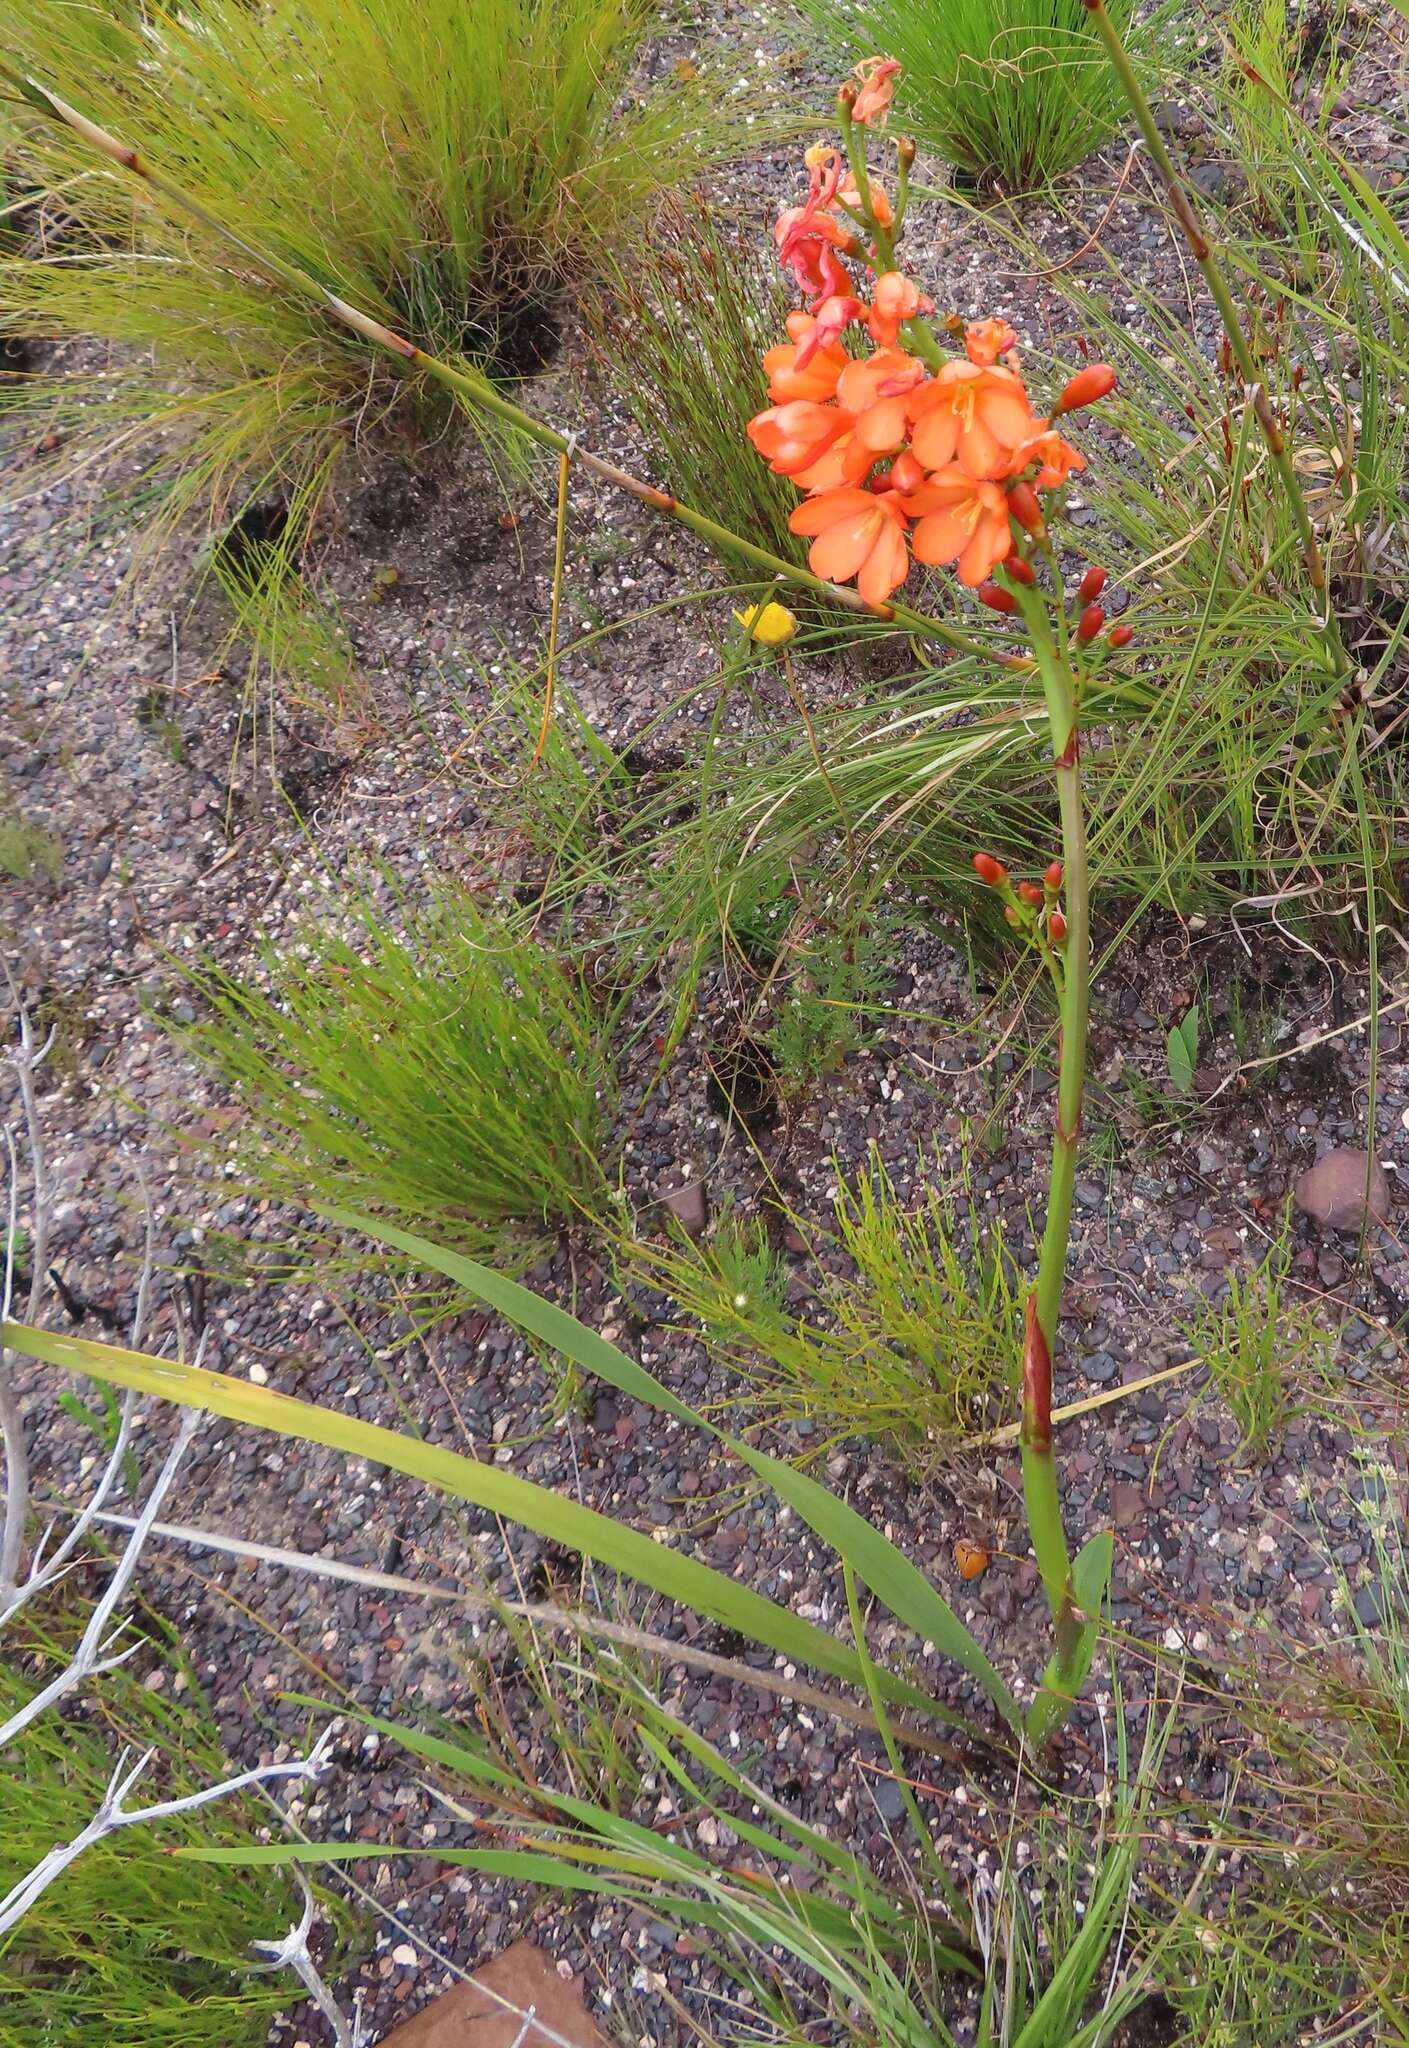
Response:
0,1317,953,1726
5,1320,931,1715
322,1209,1022,1729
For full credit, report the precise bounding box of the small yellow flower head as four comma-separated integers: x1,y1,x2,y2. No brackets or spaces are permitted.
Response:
734,599,798,647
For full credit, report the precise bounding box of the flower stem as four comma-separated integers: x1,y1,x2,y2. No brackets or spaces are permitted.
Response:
6,64,1014,672
1014,584,1090,1698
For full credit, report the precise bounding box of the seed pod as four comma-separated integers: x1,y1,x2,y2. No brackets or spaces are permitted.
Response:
954,1538,990,1580
1053,362,1117,414
972,851,1007,887
1076,604,1105,643
1108,622,1134,649
977,580,1017,614
1077,565,1106,603
1006,556,1037,586
1044,860,1063,891
1007,481,1045,533
1049,910,1068,943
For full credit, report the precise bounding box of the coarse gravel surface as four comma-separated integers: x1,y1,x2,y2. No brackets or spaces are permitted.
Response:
3,5,1408,2044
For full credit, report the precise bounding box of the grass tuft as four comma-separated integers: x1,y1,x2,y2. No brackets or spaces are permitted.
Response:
175,881,614,1262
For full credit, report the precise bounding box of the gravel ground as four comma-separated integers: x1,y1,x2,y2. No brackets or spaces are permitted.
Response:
3,6,1408,2043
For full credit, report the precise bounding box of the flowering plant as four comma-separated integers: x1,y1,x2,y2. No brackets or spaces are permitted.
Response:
748,64,1130,1741
748,66,1119,622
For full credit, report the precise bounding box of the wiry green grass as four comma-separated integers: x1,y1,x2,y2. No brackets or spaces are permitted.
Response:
1183,1223,1336,1460
586,200,811,582
175,880,614,1264
0,0,755,610
634,1144,1023,1468
797,0,1169,189
1,1612,308,2046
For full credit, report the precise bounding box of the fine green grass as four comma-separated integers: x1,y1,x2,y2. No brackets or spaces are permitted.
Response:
0,798,63,884
175,881,614,1263
0,0,754,618
635,1144,1023,1467
0,1620,305,2047
586,200,811,582
797,0,1167,189
1183,1227,1336,1460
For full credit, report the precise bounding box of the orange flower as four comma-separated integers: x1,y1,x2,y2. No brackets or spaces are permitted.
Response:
837,347,927,455
789,487,910,604
788,426,881,491
747,398,852,477
792,292,865,368
762,310,848,403
1007,426,1085,489
900,465,1013,585
838,171,894,229
867,272,934,348
908,360,1037,481
851,55,901,126
774,205,854,303
1053,362,1117,414
964,317,1017,367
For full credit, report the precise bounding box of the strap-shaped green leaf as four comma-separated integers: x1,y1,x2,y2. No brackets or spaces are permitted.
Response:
322,1209,1021,1729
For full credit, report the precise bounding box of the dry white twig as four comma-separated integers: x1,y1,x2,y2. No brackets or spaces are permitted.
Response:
0,1398,203,1749
1,980,57,1603
252,1874,367,2048
0,1726,337,1938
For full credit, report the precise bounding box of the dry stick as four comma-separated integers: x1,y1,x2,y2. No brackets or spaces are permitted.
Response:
532,441,573,766
50,1502,978,1765
5,70,1015,674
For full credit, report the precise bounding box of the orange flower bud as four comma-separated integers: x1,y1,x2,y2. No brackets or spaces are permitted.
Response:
1049,911,1068,943
1004,903,1021,926
1044,860,1063,891
1054,362,1117,415
972,851,1007,887
1077,565,1106,603
1076,604,1105,643
1007,481,1044,533
1108,622,1133,649
977,580,1017,614
1018,880,1043,907
1006,556,1036,586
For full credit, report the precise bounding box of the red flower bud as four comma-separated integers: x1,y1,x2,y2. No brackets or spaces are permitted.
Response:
1054,362,1116,414
977,580,1017,614
890,450,925,494
1291,362,1304,391
1008,481,1044,533
1048,911,1068,943
1108,622,1133,649
1018,880,1043,907
1044,860,1063,891
1077,565,1106,604
1076,604,1105,643
1006,557,1036,586
1003,903,1021,925
972,852,1007,887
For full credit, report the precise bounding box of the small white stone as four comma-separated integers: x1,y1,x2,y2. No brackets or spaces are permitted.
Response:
247,1361,269,1385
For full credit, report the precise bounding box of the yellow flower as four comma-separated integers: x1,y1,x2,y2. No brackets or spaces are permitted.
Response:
734,599,798,647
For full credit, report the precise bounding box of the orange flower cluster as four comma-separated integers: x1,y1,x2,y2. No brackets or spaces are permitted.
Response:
748,133,1117,608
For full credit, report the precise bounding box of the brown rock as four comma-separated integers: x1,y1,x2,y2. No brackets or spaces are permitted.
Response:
376,1940,610,2048
659,1177,708,1239
1293,1147,1390,1232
